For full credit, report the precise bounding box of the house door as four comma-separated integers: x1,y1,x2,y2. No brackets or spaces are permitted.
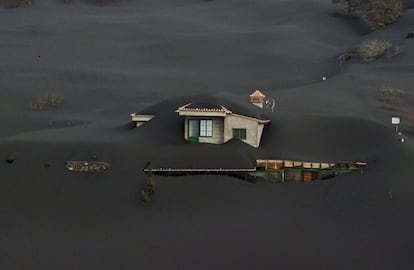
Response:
188,119,200,142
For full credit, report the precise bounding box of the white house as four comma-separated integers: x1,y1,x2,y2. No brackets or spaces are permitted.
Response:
175,101,270,148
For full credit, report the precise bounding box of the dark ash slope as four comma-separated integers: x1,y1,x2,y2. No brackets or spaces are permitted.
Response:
1,0,414,269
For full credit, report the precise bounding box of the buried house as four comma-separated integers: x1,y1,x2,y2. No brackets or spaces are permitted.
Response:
175,99,270,148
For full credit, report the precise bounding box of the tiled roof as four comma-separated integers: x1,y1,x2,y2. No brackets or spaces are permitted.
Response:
176,102,270,124
249,89,266,98
176,103,232,113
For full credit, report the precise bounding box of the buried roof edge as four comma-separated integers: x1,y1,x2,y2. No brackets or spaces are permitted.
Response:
250,89,266,98
230,112,271,124
130,113,156,117
175,103,232,113
176,102,270,124
175,102,192,112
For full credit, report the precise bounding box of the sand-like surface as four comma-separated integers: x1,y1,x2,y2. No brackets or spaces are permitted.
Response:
1,0,414,269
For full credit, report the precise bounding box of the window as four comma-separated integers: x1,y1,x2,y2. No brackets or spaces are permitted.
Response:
188,119,213,138
233,128,246,140
200,120,213,137
188,120,200,137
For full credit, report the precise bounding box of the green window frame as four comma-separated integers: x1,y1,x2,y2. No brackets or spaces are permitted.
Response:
233,128,246,140
188,119,200,138
188,119,213,138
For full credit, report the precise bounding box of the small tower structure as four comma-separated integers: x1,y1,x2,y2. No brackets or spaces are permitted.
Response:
250,89,266,108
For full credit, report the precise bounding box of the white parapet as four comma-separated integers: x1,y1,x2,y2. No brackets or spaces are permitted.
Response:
130,113,155,127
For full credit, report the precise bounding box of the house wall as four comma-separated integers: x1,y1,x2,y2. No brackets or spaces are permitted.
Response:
184,117,224,144
251,101,264,108
257,124,265,147
223,115,262,148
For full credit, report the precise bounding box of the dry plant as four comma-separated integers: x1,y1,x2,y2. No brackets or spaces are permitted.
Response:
361,0,402,30
338,39,401,66
83,0,130,5
3,0,31,8
140,172,155,205
356,39,392,62
376,84,414,132
337,48,357,66
30,92,64,111
376,84,405,111
140,190,151,204
332,0,402,30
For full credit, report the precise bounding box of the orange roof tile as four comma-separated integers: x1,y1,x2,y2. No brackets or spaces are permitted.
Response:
176,103,232,114
249,89,266,98
176,103,270,124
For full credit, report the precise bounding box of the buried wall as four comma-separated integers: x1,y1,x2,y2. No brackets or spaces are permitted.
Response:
223,115,264,148
264,168,337,183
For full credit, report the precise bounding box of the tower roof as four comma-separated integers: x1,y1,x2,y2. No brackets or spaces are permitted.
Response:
250,89,266,98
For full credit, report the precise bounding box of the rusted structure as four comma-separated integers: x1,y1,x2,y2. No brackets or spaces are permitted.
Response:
256,159,366,182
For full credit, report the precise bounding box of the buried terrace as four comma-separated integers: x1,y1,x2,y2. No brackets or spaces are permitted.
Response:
143,159,367,183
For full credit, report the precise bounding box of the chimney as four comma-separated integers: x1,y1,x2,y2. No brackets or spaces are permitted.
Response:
249,89,266,108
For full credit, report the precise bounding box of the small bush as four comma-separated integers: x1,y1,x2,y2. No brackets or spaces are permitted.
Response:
338,39,401,66
140,174,156,205
30,92,64,111
140,190,151,204
357,39,392,62
83,0,130,5
333,0,402,30
337,48,357,66
376,84,405,111
362,0,402,30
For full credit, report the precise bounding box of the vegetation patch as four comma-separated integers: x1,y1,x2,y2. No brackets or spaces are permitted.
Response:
3,0,31,8
376,84,405,111
333,0,402,30
56,0,132,5
357,39,393,62
30,92,64,111
338,39,401,66
375,84,414,133
406,31,414,39
140,172,156,205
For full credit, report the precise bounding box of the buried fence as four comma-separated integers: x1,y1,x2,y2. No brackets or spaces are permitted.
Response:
139,160,367,205
143,168,258,182
255,159,366,183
